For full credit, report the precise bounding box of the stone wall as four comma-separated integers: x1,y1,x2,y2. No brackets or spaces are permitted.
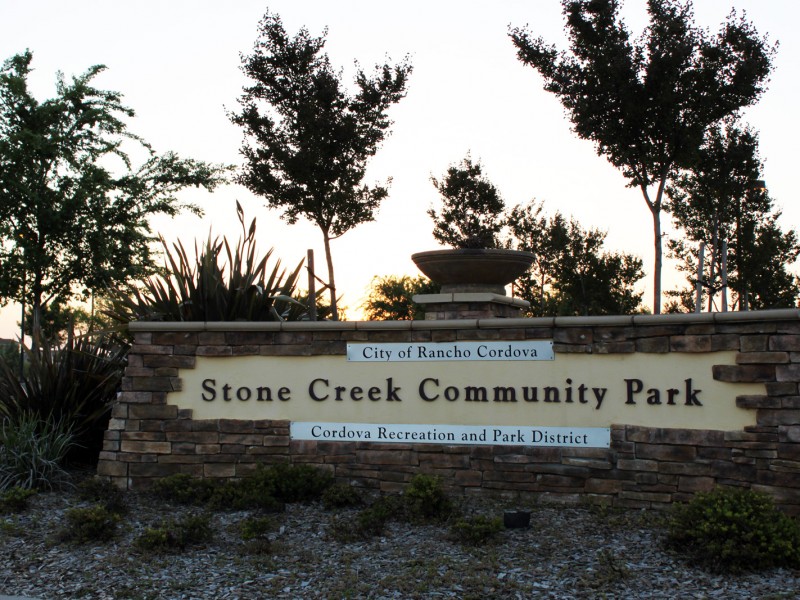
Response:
98,310,800,514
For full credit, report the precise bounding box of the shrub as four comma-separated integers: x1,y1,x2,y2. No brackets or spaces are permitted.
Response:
0,486,37,513
106,203,310,323
77,477,127,515
0,336,126,463
0,412,75,491
239,515,278,541
58,505,120,544
449,515,503,545
134,513,213,553
267,463,333,503
321,482,363,510
666,487,800,573
151,473,218,505
403,474,454,523
327,495,405,542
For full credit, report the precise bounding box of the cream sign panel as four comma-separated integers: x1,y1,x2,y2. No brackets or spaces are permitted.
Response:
168,349,763,431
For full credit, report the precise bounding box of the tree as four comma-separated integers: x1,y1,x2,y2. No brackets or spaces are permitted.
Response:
0,51,229,342
428,155,505,249
363,275,440,321
510,0,774,313
506,201,644,316
666,121,799,311
232,12,412,320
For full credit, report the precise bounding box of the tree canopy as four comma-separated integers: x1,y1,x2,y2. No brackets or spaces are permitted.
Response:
362,275,440,321
510,0,775,313
0,51,229,340
428,155,505,249
666,121,799,311
231,11,412,319
506,201,644,316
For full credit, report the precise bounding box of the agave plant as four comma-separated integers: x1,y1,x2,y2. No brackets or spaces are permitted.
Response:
0,336,127,440
109,202,309,322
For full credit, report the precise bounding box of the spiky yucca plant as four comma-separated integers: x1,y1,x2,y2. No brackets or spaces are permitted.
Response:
109,202,307,322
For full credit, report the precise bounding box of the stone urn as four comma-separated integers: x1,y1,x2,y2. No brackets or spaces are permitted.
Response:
411,248,535,295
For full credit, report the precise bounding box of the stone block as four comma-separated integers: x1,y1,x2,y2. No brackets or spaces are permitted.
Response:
710,334,740,351
736,352,790,364
757,409,800,426
777,364,800,382
766,382,798,396
128,463,181,478
712,364,776,383
97,460,127,477
357,450,416,466
635,337,670,353
617,458,659,472
636,444,697,462
152,332,199,345
120,441,172,454
780,426,800,443
128,405,178,420
740,335,769,352
454,470,483,487
554,328,593,344
218,419,255,433
769,335,800,352
670,335,711,352
592,341,635,354
204,463,236,478
736,395,780,409
143,354,196,369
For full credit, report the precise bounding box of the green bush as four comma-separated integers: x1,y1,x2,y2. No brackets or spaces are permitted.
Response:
327,494,406,542
0,486,37,513
322,482,363,509
666,487,800,573
0,412,75,491
239,515,278,541
449,515,503,545
150,464,332,512
151,473,218,505
57,504,120,544
134,513,213,553
403,474,454,523
267,463,333,503
77,477,127,515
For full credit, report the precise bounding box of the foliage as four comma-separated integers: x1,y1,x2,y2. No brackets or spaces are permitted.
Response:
77,476,127,515
134,513,213,553
403,474,454,523
428,155,506,249
506,201,644,316
511,0,775,313
0,51,229,340
0,340,18,367
57,504,120,544
151,464,332,511
363,275,440,321
666,487,800,573
231,11,412,319
449,515,503,546
107,203,307,323
239,515,278,541
0,412,74,491
327,494,405,542
666,121,799,312
0,335,126,461
0,486,36,513
321,482,364,510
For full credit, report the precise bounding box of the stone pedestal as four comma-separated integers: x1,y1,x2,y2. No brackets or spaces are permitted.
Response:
413,292,530,320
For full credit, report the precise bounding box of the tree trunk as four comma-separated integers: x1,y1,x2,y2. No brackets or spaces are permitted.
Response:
642,190,663,315
321,229,339,321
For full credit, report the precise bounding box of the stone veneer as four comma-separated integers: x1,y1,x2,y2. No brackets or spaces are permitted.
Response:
98,309,800,514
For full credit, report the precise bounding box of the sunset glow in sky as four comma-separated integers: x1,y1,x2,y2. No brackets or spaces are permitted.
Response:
1,0,798,337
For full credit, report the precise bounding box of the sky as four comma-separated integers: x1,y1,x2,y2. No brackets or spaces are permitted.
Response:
1,0,799,338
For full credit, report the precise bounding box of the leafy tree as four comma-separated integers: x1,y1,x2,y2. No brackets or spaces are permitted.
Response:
506,201,644,316
363,275,440,321
231,11,412,320
428,155,505,249
0,51,229,342
510,0,774,313
666,121,799,311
